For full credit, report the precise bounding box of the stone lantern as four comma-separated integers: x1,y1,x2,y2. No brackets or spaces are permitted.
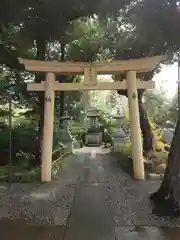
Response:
85,108,102,146
0,117,5,126
59,111,73,152
113,109,127,151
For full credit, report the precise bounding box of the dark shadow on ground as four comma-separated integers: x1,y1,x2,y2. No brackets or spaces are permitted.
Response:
110,152,134,178
0,220,66,240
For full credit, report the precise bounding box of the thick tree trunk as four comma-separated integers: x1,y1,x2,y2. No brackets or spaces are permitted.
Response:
34,37,46,166
150,118,180,216
138,91,156,156
118,89,155,155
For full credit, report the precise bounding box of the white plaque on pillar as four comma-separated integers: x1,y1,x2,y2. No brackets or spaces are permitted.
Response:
84,67,97,85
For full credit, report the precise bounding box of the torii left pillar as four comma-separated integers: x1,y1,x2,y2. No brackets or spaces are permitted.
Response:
41,72,55,182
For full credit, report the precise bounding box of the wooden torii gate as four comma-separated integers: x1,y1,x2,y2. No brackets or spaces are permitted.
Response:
19,56,162,182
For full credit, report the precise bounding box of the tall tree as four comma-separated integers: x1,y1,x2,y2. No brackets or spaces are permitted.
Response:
133,0,180,214
167,94,178,125
66,15,160,154
143,90,170,126
4,0,132,164
101,11,159,154
110,0,180,155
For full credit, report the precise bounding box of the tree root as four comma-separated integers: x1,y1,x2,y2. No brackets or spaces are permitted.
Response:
150,188,180,217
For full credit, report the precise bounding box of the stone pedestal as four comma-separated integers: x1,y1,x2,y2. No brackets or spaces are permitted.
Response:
59,111,73,153
85,108,102,146
113,111,127,151
85,132,103,146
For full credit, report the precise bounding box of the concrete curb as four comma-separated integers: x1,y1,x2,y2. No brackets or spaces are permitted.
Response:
147,173,164,181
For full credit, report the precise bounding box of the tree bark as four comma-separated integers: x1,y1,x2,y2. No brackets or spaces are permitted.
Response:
34,37,46,166
118,89,155,155
150,118,180,216
138,90,156,156
59,43,66,126
59,92,65,124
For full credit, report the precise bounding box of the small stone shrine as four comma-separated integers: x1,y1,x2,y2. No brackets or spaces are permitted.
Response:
85,108,102,146
113,109,127,151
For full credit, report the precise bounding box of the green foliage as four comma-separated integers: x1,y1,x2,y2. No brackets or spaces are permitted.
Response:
133,0,180,54
1,0,180,174
103,131,113,146
67,19,110,61
16,150,35,170
119,141,168,164
155,140,165,151
167,94,178,125
70,121,85,137
0,125,9,150
75,129,86,148
156,151,168,164
149,119,167,151
99,113,114,133
0,120,37,164
119,142,132,156
67,100,84,121
70,120,85,148
150,120,162,138
143,90,171,126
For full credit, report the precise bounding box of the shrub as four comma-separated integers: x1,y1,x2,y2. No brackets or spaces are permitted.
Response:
70,120,85,137
75,129,86,146
155,140,165,151
164,143,170,152
99,114,113,133
0,120,37,165
103,131,113,147
119,141,168,164
150,120,163,141
155,151,168,164
119,142,132,156
0,125,9,150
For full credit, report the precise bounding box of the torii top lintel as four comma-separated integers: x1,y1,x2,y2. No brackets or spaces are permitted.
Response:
18,55,163,75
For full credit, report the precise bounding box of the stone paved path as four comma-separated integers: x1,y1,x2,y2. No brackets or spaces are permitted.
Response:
0,149,180,239
64,154,115,240
73,145,112,155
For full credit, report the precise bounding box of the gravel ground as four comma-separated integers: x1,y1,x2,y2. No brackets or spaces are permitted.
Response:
105,155,180,227
0,151,180,231
0,154,85,225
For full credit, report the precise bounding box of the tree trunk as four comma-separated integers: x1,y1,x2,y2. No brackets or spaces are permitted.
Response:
150,118,180,216
118,89,155,155
59,92,65,125
34,37,46,166
59,43,65,126
138,90,156,156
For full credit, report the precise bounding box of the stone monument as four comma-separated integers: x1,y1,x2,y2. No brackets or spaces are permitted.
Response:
85,108,102,146
113,109,127,151
59,111,73,152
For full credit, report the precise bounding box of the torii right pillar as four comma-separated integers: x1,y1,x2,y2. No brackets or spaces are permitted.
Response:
127,71,145,180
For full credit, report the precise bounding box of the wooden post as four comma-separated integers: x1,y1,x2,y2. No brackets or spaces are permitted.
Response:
126,71,145,180
41,73,55,182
